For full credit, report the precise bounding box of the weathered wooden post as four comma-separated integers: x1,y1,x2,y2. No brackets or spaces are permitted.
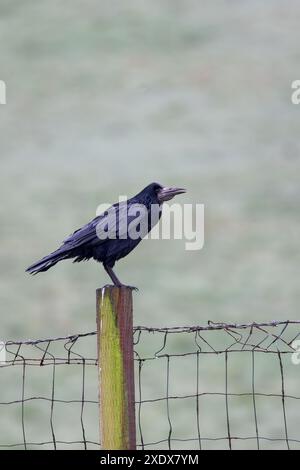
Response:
96,285,136,450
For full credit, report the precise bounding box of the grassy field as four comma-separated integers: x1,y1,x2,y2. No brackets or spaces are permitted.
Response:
0,0,300,449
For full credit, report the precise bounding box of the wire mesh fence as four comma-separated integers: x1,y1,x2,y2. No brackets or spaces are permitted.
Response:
1,320,300,450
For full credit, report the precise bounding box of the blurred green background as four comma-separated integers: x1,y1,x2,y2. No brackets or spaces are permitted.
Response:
0,0,300,450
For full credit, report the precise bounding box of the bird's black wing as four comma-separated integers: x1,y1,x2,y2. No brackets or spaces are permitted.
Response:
62,215,103,249
62,202,130,249
27,200,156,274
62,201,152,249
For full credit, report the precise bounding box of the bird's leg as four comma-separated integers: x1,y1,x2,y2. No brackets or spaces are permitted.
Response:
103,264,139,291
104,264,123,287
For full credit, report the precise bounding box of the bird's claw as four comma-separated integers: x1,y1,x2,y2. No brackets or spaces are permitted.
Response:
127,285,139,292
120,284,139,292
102,283,139,292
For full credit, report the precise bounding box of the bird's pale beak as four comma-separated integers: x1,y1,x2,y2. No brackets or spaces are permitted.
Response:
157,187,186,203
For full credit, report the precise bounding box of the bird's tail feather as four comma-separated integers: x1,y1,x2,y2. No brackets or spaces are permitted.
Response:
26,248,69,274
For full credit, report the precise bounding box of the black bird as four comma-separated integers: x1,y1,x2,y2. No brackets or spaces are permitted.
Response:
26,183,186,287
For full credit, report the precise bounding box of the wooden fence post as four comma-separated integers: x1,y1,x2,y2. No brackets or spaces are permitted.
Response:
96,285,136,450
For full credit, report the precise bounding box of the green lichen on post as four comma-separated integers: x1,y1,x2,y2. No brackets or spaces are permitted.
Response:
98,288,128,449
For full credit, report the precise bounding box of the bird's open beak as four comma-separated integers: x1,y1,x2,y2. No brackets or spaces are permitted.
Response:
157,187,186,203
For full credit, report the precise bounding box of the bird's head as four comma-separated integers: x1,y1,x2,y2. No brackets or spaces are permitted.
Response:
147,182,186,204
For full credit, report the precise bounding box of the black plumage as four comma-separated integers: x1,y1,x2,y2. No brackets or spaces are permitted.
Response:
26,182,185,286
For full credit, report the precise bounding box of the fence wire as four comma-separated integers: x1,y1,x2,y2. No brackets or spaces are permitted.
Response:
1,320,300,450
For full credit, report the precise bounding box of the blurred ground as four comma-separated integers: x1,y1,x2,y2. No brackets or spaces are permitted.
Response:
0,0,300,449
